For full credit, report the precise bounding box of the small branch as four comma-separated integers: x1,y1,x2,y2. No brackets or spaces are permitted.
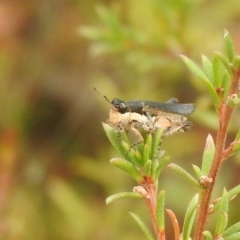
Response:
142,177,165,240
222,140,240,161
142,178,158,236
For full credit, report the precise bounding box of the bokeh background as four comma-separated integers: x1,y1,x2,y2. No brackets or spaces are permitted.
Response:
0,0,240,239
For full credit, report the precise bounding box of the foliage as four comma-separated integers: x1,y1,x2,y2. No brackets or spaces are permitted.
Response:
103,31,240,240
0,1,240,240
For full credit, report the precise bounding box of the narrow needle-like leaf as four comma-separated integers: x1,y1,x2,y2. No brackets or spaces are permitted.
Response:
151,129,163,160
103,123,131,161
202,55,214,83
168,163,200,188
202,134,215,175
215,189,229,235
106,192,143,205
224,30,235,63
224,232,240,240
143,134,152,164
110,158,143,182
181,55,220,107
192,164,203,179
182,194,199,240
202,231,213,240
156,190,165,231
166,209,180,240
154,156,170,179
129,212,155,240
222,222,240,238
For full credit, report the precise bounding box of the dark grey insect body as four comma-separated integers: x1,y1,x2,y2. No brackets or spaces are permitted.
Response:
111,98,195,116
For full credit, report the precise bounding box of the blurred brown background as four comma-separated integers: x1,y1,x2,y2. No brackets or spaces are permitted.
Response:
0,0,240,239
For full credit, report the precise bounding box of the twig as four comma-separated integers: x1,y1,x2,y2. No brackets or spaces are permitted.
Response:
142,177,165,240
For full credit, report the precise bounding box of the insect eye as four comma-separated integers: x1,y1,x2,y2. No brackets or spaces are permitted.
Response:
111,98,121,108
111,98,127,112
119,103,127,110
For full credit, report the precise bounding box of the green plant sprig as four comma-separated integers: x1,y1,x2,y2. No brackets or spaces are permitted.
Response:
181,30,240,240
102,30,240,240
103,123,169,239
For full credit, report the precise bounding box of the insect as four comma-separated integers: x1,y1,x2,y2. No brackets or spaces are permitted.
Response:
111,97,195,116
94,88,194,143
107,105,192,143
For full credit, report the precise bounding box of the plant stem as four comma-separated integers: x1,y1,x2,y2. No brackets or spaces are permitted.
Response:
142,177,165,240
194,69,240,240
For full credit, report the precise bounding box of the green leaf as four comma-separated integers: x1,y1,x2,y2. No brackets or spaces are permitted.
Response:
213,185,240,212
154,156,170,179
233,141,240,158
103,123,132,161
235,130,240,141
181,55,209,80
192,164,203,179
224,30,235,63
129,212,155,240
118,140,130,152
216,212,228,236
221,71,231,99
127,146,144,167
168,163,200,188
134,149,143,162
151,129,163,160
181,55,220,107
233,56,240,71
202,231,213,240
143,134,152,164
143,160,152,176
214,51,232,75
222,222,240,238
110,158,143,182
202,55,214,83
156,190,165,231
224,232,240,240
227,184,240,200
215,189,229,235
212,54,224,88
106,192,143,205
202,134,215,175
182,194,199,240
149,130,163,177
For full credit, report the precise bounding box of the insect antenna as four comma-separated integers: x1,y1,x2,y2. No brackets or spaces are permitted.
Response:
93,87,114,108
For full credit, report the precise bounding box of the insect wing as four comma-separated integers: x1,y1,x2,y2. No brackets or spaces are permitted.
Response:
112,98,195,115
142,102,195,115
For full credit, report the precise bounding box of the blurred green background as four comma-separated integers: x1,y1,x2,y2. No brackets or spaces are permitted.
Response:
0,0,240,239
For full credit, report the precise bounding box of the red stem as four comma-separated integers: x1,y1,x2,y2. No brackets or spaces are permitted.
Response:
142,177,165,240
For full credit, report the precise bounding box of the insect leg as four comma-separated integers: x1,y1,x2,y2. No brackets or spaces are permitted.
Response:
182,121,193,132
166,98,178,103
